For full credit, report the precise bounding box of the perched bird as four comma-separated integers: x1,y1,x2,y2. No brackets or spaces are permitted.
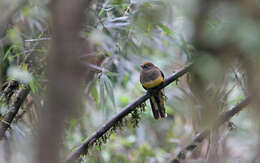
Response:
140,62,167,119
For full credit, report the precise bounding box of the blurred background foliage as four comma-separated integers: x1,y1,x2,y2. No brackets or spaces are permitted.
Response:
0,0,260,163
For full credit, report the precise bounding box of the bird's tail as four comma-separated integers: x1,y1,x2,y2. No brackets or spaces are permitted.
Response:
149,90,167,119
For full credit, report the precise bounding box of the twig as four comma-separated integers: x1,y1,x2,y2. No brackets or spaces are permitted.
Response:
171,96,251,163
83,62,103,73
24,37,52,42
0,85,30,140
65,63,193,163
218,122,235,145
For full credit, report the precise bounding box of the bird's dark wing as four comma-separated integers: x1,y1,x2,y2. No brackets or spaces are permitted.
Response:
159,68,164,79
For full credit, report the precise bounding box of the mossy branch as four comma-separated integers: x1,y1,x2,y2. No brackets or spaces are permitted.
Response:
0,80,19,104
65,63,193,163
0,85,30,140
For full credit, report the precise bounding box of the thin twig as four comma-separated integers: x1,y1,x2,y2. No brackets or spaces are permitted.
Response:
0,85,30,140
171,96,251,163
83,62,103,73
24,37,52,42
65,63,193,163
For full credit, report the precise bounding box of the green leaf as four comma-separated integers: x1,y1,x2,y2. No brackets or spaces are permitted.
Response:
120,95,130,106
122,4,129,11
104,51,112,56
96,146,101,151
157,24,174,36
121,75,129,88
3,45,14,61
10,52,21,60
98,9,105,17
106,71,120,77
7,27,23,47
69,119,77,127
91,83,99,107
99,75,105,110
143,2,152,8
103,74,115,107
29,78,36,93
110,0,125,4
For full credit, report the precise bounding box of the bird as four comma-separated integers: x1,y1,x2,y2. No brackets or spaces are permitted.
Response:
140,62,167,119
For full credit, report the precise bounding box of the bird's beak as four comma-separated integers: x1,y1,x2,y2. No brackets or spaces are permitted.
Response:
140,63,145,68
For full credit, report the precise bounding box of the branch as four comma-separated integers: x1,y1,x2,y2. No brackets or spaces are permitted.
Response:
0,85,30,140
0,80,19,104
171,96,251,163
65,63,193,163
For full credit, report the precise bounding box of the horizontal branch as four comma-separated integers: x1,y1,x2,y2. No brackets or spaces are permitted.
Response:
171,96,251,163
0,85,30,140
65,63,193,163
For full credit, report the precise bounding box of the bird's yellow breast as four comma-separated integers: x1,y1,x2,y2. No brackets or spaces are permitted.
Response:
142,76,164,89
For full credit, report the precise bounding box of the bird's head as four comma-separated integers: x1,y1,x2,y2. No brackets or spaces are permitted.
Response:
140,62,155,70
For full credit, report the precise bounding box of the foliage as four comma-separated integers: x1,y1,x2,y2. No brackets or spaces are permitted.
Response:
0,0,260,162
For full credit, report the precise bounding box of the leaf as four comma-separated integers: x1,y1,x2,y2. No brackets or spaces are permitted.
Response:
10,52,21,60
100,75,105,110
103,74,115,107
98,9,105,17
91,83,99,106
120,95,130,106
143,2,152,8
96,146,101,151
147,24,151,33
7,27,23,47
157,24,174,36
110,0,125,4
29,77,36,93
106,71,120,77
104,51,112,56
98,0,111,16
3,45,14,61
121,75,129,88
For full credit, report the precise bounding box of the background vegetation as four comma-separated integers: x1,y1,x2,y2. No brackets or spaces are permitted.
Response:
0,0,260,163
